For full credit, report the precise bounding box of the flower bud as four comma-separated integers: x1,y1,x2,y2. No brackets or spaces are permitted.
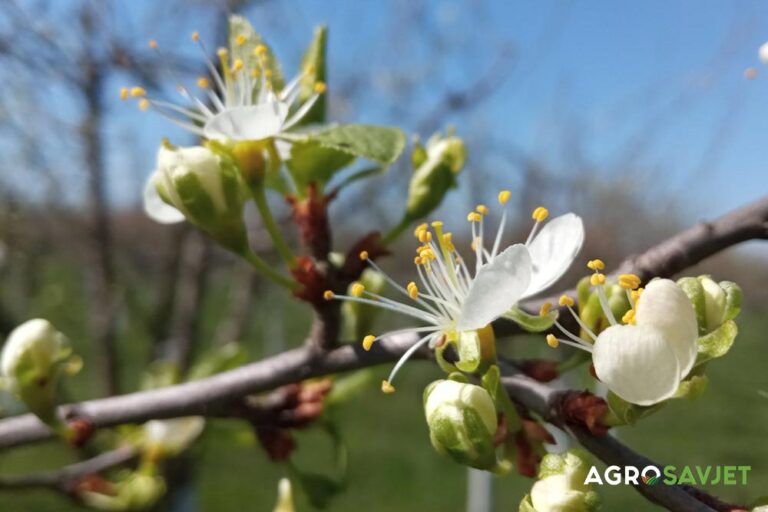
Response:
0,319,74,426
520,449,600,512
423,379,499,471
272,478,296,512
142,416,205,458
341,268,387,340
676,275,742,334
79,471,166,511
404,132,466,221
145,142,248,252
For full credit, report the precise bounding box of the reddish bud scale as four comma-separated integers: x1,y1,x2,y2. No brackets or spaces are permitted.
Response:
558,390,610,436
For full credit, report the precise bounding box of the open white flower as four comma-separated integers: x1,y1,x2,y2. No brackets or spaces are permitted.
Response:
122,32,324,143
143,416,205,456
544,268,698,406
325,191,583,393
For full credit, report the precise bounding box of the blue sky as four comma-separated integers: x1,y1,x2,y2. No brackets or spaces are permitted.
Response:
103,0,767,223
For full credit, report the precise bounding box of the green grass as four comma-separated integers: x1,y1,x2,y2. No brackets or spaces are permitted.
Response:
0,258,766,511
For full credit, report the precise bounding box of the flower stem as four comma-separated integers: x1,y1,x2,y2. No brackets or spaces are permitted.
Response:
252,182,296,268
242,249,299,291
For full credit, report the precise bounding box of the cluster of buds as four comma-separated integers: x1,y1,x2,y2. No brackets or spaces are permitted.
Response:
519,449,600,512
77,469,166,511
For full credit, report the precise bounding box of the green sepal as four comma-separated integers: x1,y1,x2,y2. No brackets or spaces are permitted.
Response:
604,391,665,426
279,124,406,165
481,365,501,401
673,372,708,400
677,276,707,335
228,15,284,91
504,305,557,332
518,494,537,512
455,326,496,375
694,319,738,366
720,281,742,322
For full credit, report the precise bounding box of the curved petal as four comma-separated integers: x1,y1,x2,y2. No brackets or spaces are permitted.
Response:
593,324,681,406
521,213,584,299
531,474,585,511
203,102,289,141
143,174,185,224
635,279,698,379
457,244,532,331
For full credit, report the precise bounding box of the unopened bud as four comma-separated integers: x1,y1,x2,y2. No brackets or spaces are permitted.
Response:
272,478,296,512
423,379,499,471
520,449,600,512
79,471,166,511
142,416,205,458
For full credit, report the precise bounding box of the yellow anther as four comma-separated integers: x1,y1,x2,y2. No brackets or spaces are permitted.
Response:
138,99,150,111
413,223,428,237
130,86,146,97
407,282,419,299
381,380,396,394
559,295,575,307
323,290,334,301
119,87,128,101
148,39,158,49
631,287,644,302
196,77,210,88
587,259,606,271
418,230,432,243
235,34,248,45
590,273,606,286
255,44,268,56
359,250,369,261
532,206,549,222
539,302,552,317
470,239,479,251
622,309,636,325
191,31,200,42
313,81,327,94
217,47,228,58
414,256,423,265
476,204,489,216
546,334,559,349
251,68,262,78
467,212,482,222
362,335,376,351
264,69,273,78
431,220,443,229
232,59,244,72
618,273,642,290
442,233,455,251
498,190,511,205
351,282,365,297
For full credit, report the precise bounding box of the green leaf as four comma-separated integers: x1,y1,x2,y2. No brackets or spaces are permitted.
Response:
228,15,284,90
695,319,738,366
287,141,355,190
298,25,327,125
280,124,406,164
503,306,557,332
481,365,501,401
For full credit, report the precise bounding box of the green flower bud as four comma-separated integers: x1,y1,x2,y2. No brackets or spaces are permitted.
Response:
273,478,296,512
423,379,499,471
521,449,601,512
147,142,248,252
0,319,76,427
341,269,387,340
404,132,466,221
677,275,742,334
79,470,166,511
142,416,205,458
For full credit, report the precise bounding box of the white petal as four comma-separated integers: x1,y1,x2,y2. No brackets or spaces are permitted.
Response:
203,103,289,141
635,279,698,379
522,213,584,299
531,474,585,511
457,244,532,331
143,174,185,224
593,324,681,406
